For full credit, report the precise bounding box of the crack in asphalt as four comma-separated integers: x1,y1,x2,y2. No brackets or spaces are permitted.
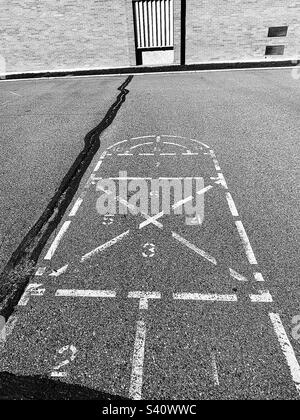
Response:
0,75,134,320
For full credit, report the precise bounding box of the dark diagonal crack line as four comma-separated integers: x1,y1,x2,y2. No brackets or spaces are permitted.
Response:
0,75,133,319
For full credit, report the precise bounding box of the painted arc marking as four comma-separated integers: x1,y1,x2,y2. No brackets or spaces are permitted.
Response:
44,221,71,260
235,221,258,265
172,232,217,265
129,320,146,400
229,268,248,282
226,193,239,217
131,135,156,140
69,198,83,217
269,313,300,396
107,139,128,150
55,290,116,298
130,142,154,150
173,293,238,302
249,290,273,303
163,141,188,149
81,230,130,262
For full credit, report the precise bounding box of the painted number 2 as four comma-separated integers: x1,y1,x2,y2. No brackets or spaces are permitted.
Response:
51,344,78,378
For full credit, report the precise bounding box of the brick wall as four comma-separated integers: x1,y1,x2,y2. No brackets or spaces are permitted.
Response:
185,0,300,63
0,0,299,73
0,0,134,73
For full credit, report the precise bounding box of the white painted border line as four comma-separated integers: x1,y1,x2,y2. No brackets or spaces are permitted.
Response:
69,198,83,217
94,160,103,172
81,230,130,261
18,284,45,306
129,320,146,400
174,293,238,302
172,232,217,265
44,221,71,260
269,313,300,396
226,193,239,217
0,315,18,348
55,290,116,298
235,221,258,265
211,352,220,386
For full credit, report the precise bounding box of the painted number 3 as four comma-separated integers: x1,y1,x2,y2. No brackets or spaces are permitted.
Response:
142,243,156,258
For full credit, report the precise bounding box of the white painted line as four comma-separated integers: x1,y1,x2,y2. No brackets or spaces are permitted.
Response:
172,186,212,210
139,212,164,230
49,264,69,277
35,267,46,276
50,372,68,378
130,142,154,150
81,230,130,262
69,198,83,217
226,193,239,217
0,315,18,348
129,320,146,400
211,353,220,386
139,153,155,156
196,185,213,196
229,268,248,282
118,153,134,156
55,289,116,298
160,152,176,156
182,152,199,156
250,290,273,303
173,196,193,210
174,293,238,302
213,173,228,189
107,140,128,150
269,313,300,396
172,232,217,265
163,142,188,149
235,221,258,265
18,284,45,306
44,221,71,260
131,136,156,140
94,160,103,171
190,139,210,149
128,291,161,310
254,272,265,282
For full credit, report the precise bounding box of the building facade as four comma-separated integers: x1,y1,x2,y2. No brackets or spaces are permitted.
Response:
0,0,299,74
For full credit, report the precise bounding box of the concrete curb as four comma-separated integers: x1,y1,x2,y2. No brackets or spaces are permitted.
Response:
1,59,300,80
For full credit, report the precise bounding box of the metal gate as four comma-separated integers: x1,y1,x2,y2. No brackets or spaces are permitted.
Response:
133,0,174,65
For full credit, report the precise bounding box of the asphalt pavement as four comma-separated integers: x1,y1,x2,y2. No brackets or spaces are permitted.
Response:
0,69,299,400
